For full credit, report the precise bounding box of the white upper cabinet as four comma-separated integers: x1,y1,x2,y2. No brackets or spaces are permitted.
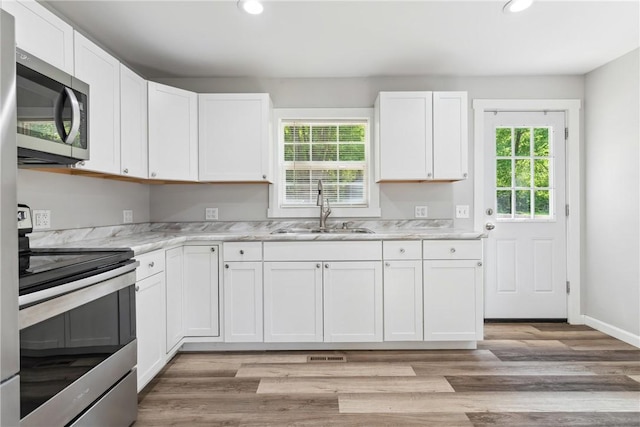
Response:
120,64,148,179
198,93,272,182
73,32,121,175
2,0,74,74
148,82,198,181
433,92,468,180
376,92,433,181
375,91,468,182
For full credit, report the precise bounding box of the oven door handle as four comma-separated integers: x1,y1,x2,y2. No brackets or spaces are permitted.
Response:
19,261,139,308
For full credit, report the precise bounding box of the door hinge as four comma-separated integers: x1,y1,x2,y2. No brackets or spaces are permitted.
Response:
566,281,570,294
565,128,569,140
565,204,570,217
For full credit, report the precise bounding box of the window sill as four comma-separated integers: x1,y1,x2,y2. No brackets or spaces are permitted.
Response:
267,206,382,219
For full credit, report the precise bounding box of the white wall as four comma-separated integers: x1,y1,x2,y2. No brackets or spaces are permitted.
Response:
17,169,150,230
584,49,640,338
151,75,584,225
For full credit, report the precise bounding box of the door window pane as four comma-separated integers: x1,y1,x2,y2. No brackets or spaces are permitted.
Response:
534,159,550,187
515,159,531,187
534,190,551,218
497,190,513,217
515,190,531,218
496,159,512,187
514,128,531,156
534,128,549,156
496,128,512,156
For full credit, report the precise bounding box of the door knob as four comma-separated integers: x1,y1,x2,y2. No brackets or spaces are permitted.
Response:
485,222,496,231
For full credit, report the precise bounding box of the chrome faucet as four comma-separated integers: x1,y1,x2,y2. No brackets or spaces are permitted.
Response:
316,179,331,229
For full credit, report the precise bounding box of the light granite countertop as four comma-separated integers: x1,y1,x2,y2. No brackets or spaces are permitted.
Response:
29,220,486,255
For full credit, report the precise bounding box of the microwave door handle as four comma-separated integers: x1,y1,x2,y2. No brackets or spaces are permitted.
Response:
53,89,69,142
64,87,81,145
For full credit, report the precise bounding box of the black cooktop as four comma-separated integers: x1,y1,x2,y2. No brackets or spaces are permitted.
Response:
19,248,135,296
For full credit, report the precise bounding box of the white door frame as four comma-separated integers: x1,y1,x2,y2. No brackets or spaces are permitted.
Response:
473,99,582,324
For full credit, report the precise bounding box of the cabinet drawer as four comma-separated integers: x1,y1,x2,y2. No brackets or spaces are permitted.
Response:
135,250,166,281
223,242,262,261
383,241,421,260
264,241,382,261
423,240,482,260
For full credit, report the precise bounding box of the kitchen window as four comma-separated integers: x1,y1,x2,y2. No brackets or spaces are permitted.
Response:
268,108,380,218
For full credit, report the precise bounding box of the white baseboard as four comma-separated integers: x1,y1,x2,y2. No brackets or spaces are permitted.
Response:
583,315,640,348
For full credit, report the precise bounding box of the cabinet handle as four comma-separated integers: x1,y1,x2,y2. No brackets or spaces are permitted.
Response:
477,262,483,267
211,247,216,252
324,264,329,269
450,248,456,254
239,250,244,255
262,174,267,179
149,261,155,267
123,168,129,174
225,264,229,269
399,248,405,254
151,172,157,178
385,262,390,267
135,285,140,292
316,263,321,268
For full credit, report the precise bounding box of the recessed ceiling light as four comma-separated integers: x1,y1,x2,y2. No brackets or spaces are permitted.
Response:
238,0,264,15
503,0,534,13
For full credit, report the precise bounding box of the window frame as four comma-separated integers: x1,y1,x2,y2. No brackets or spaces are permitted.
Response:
268,108,381,219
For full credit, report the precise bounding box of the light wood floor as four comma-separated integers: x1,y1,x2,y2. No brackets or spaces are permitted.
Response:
136,323,640,426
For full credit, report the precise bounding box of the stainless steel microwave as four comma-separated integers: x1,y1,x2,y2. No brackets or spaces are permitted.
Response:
16,48,89,166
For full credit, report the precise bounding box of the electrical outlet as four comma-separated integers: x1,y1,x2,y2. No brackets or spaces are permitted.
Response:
414,206,428,218
33,210,51,229
123,210,133,224
456,205,470,218
205,207,219,221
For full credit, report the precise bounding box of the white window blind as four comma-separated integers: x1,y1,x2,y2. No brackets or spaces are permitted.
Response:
281,120,368,207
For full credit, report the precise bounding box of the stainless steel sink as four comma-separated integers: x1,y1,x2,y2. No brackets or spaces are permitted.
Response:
271,227,375,234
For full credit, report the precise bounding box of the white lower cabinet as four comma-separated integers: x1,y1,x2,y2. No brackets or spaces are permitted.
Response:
135,271,166,392
183,245,220,337
165,247,184,352
323,261,383,343
423,259,482,341
263,262,323,343
383,260,423,341
223,261,263,342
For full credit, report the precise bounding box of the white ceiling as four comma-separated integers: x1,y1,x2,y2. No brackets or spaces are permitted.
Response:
44,0,639,79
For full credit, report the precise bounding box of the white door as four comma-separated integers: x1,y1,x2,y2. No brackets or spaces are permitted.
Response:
484,112,567,318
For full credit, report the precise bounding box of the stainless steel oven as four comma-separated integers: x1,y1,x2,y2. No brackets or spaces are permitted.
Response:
16,47,89,166
18,246,138,427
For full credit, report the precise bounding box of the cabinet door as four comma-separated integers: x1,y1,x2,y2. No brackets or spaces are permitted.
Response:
423,260,481,341
165,247,184,351
148,82,198,181
223,261,263,342
135,273,166,391
183,246,220,337
263,262,323,343
2,0,73,74
198,93,272,182
383,260,423,341
323,261,383,342
73,32,121,175
120,64,148,178
376,92,433,181
433,92,468,180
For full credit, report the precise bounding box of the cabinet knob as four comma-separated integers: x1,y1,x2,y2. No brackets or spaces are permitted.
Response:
151,172,157,178
463,173,468,179
123,168,129,174
79,161,85,166
399,248,405,254
239,250,244,255
477,262,483,267
385,262,390,267
149,261,155,267
324,264,329,269
225,264,229,269
427,172,432,178
135,285,140,292
211,247,216,252
262,174,267,179
316,263,321,268
450,248,456,254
